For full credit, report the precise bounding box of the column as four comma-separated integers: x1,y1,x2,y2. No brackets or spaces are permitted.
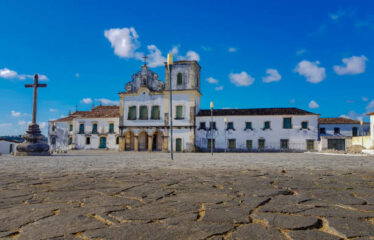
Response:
119,136,125,151
134,135,139,151
162,136,168,152
148,135,153,151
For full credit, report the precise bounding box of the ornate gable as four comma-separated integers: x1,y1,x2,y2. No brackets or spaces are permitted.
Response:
125,65,164,92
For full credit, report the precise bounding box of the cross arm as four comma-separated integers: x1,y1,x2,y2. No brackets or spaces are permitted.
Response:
25,84,35,88
37,84,47,87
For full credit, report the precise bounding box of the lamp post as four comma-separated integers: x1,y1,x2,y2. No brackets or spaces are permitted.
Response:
360,120,364,148
167,53,174,160
210,101,214,155
224,117,227,153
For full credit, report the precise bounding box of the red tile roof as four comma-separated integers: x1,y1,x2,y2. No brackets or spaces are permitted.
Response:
54,106,119,122
319,117,365,124
367,112,374,116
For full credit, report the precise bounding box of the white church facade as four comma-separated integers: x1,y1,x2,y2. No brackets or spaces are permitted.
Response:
50,60,372,153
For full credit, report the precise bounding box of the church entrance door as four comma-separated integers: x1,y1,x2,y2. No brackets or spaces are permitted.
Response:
152,131,162,151
99,137,107,149
138,132,148,151
125,131,135,150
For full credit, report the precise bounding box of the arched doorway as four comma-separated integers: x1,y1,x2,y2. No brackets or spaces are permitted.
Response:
138,131,148,151
152,131,163,151
125,131,135,151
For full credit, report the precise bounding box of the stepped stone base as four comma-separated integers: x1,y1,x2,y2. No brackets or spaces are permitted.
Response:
16,123,50,156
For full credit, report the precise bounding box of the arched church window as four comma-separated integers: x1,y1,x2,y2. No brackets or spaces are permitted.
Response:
177,73,183,86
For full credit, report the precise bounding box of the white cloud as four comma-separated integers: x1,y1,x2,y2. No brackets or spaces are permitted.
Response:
296,49,306,55
144,45,166,68
0,68,48,81
367,100,374,112
49,108,57,112
228,47,237,52
340,111,366,121
308,100,319,109
81,98,93,104
201,46,212,52
18,120,26,126
362,97,369,102
333,55,368,75
184,51,200,61
262,69,282,83
95,98,119,106
215,86,224,91
294,60,326,83
0,123,12,128
0,68,18,79
329,9,346,21
75,73,79,78
206,77,218,84
11,110,21,117
104,27,139,58
290,99,295,104
39,122,47,129
171,46,200,61
229,71,255,87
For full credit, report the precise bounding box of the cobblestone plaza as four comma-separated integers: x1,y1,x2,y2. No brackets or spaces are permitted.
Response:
1,152,374,239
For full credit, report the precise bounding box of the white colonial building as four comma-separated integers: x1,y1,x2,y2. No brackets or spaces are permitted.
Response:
50,60,373,153
195,108,319,151
118,61,201,152
318,117,370,151
0,138,19,155
48,106,120,151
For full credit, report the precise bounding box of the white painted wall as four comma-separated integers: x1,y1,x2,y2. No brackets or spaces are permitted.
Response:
73,117,119,150
48,118,119,151
319,123,370,137
124,92,165,127
0,140,17,154
371,115,374,148
196,115,319,151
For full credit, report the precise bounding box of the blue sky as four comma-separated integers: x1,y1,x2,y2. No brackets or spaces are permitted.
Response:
0,0,373,135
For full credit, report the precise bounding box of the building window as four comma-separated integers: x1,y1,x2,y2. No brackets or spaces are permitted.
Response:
264,121,271,130
228,139,236,150
79,124,85,134
176,138,182,152
227,122,234,130
69,124,73,132
320,128,326,134
306,140,314,151
68,137,72,145
283,118,292,129
109,123,114,133
51,137,56,145
199,122,206,130
92,123,98,134
209,121,216,130
177,73,183,85
258,139,265,150
334,128,340,135
139,106,148,120
52,125,56,132
86,137,90,145
116,136,119,145
207,139,215,149
281,139,289,149
246,140,253,150
301,121,308,129
352,127,358,137
128,106,137,120
176,105,183,119
245,122,252,130
151,106,160,120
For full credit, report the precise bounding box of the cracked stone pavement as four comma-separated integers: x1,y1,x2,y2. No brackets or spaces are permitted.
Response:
1,152,374,239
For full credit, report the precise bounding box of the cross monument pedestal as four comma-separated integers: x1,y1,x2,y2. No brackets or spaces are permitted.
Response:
16,74,50,156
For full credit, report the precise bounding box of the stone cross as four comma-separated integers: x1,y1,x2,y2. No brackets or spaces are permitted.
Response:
25,74,47,124
143,55,148,66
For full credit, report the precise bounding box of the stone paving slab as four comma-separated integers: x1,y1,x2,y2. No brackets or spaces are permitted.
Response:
0,152,374,239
